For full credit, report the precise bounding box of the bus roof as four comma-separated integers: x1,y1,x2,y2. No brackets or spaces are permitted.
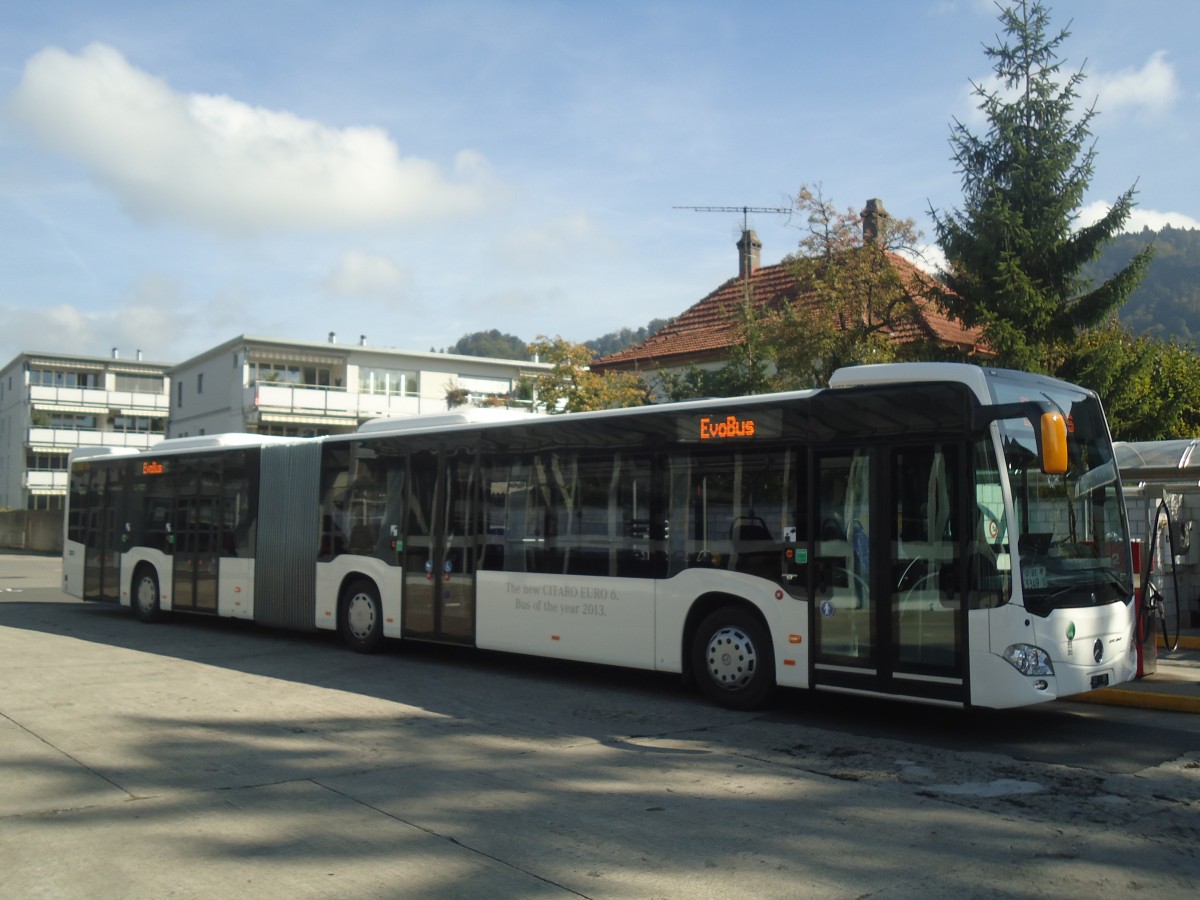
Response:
148,433,300,454
356,407,538,435
67,446,143,464
829,362,993,403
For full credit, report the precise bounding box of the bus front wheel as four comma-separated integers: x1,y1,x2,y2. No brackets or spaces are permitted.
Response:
692,607,775,710
340,580,383,653
133,568,162,624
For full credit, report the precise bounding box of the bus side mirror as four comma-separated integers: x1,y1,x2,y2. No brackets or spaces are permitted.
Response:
1040,412,1068,475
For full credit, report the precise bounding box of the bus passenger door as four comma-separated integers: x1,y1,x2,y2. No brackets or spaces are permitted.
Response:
813,451,875,668
81,464,123,601
888,443,964,701
172,458,220,613
811,444,965,703
403,450,478,643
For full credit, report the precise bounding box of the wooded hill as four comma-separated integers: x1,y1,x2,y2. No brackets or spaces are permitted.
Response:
1088,225,1200,344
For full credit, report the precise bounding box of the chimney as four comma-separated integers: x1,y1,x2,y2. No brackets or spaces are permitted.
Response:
737,229,762,279
112,347,119,359
328,332,336,344
359,335,367,346
862,198,889,245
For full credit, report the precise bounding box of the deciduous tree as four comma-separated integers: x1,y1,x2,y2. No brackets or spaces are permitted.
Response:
772,186,936,386
528,336,649,413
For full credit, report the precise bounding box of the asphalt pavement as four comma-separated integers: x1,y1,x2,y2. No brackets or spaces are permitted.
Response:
3,551,1200,899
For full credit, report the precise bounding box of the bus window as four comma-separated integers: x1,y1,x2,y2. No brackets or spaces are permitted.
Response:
319,442,404,561
667,449,795,582
490,450,654,578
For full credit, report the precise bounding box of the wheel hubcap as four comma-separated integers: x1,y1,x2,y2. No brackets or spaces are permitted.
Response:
136,578,156,613
346,594,376,640
705,626,757,690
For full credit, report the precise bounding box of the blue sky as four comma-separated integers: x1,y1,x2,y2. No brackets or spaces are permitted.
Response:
2,0,1197,366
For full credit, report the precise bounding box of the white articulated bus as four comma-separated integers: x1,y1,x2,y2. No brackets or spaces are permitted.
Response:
63,362,1136,710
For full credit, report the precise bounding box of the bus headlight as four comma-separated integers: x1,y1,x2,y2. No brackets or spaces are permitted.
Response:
1002,643,1055,676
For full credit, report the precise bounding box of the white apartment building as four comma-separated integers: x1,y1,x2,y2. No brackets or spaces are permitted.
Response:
0,350,170,511
167,334,551,438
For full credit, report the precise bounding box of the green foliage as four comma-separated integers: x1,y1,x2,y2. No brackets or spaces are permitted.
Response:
587,320,671,358
1086,227,1200,342
776,187,935,385
656,303,782,401
931,0,1151,372
1059,321,1200,441
450,330,530,360
449,321,671,363
527,336,649,413
444,383,471,409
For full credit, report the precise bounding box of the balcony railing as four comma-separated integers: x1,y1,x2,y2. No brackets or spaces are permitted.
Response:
27,428,162,451
24,470,69,491
29,385,169,414
247,382,427,421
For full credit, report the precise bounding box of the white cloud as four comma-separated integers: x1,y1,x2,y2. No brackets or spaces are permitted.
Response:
958,51,1179,129
1090,51,1179,118
1078,201,1200,232
322,251,413,297
0,294,189,365
6,43,504,233
903,243,947,274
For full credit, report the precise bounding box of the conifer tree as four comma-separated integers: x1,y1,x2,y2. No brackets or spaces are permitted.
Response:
931,0,1151,371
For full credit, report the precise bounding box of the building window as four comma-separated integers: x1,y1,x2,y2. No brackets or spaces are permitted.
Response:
197,373,204,395
177,382,184,407
456,375,514,404
46,412,98,429
360,367,419,397
111,416,164,433
114,373,165,394
247,362,332,387
29,368,99,389
25,452,69,471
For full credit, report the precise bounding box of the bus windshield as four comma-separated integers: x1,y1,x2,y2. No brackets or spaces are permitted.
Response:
991,378,1133,616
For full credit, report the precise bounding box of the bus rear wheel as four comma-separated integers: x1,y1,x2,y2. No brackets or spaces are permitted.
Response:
692,607,774,710
340,579,383,653
133,568,162,623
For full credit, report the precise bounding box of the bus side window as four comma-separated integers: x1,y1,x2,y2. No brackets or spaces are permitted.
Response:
667,449,795,581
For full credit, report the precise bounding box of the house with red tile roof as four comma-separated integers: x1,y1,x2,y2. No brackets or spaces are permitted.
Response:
592,200,986,383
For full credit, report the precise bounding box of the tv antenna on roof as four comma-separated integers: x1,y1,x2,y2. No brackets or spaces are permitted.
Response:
673,204,792,232
675,205,793,284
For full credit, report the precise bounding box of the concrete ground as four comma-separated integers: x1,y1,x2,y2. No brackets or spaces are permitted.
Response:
2,552,1198,898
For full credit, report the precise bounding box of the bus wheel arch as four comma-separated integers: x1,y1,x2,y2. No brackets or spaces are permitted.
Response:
132,563,163,624
339,576,384,653
685,594,775,710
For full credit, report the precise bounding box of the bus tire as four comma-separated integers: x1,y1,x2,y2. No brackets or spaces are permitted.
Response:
340,579,383,653
692,606,774,710
132,567,162,624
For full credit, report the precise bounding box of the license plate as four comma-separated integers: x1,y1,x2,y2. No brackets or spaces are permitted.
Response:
1091,674,1110,690
1023,565,1048,589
